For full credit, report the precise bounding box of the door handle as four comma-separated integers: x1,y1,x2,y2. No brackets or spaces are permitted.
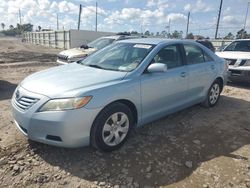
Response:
211,65,215,70
181,72,186,77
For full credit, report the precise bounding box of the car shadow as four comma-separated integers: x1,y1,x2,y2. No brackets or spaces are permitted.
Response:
28,95,250,187
0,80,17,101
227,81,250,89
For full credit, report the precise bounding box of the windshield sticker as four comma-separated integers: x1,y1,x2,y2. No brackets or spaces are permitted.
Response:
133,44,152,49
118,66,128,71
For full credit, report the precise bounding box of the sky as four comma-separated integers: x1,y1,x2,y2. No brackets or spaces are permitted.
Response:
0,0,249,38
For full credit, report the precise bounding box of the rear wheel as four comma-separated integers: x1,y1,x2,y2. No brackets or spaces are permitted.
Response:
202,80,221,107
91,102,133,152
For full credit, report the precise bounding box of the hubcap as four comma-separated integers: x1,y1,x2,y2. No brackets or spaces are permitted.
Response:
102,112,129,146
209,83,220,105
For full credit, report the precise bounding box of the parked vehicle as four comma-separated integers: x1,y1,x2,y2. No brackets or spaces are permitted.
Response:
12,39,228,151
57,35,139,64
216,39,250,83
196,39,215,52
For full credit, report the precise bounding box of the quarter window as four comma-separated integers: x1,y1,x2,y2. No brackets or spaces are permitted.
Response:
153,45,183,69
203,51,213,62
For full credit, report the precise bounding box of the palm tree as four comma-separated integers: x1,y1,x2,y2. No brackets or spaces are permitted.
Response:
9,25,14,30
1,23,5,30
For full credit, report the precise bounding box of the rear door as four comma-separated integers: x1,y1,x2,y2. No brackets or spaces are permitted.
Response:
183,44,216,102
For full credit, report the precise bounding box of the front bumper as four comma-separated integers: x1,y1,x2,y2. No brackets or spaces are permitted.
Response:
229,67,250,83
11,86,102,148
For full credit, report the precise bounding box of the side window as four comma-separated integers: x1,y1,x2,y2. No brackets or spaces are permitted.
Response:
153,45,183,69
184,44,205,65
203,51,213,62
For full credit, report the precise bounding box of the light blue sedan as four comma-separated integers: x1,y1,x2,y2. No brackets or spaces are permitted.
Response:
11,38,228,151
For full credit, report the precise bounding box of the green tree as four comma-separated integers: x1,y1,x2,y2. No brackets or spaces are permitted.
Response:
9,25,14,30
186,33,194,39
224,32,234,39
144,30,150,36
171,30,183,39
236,29,249,39
161,30,167,37
1,23,5,30
131,31,138,35
38,26,41,31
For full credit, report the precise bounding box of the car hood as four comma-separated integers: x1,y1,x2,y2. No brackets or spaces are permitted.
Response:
20,63,127,98
59,48,97,58
216,51,250,60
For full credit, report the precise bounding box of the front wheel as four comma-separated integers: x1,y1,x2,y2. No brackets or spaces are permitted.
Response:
202,81,221,107
90,102,133,152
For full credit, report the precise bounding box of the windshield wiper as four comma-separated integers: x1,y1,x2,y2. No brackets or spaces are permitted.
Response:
87,64,104,69
80,44,92,49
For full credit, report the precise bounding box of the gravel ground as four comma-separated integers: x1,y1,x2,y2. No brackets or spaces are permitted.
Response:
0,38,250,188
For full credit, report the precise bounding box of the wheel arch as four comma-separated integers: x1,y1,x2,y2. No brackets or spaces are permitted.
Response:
215,77,224,91
108,99,138,125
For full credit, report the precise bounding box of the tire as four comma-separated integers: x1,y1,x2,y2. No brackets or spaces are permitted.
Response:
90,102,134,152
202,80,221,107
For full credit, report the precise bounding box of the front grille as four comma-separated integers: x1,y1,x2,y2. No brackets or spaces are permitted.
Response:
230,70,242,75
57,54,68,62
14,96,39,111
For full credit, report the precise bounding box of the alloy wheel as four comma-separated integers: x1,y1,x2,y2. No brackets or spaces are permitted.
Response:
209,83,220,105
102,112,129,146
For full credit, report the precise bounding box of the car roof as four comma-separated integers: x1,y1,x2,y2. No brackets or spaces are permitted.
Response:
117,38,183,45
101,35,121,40
234,39,250,41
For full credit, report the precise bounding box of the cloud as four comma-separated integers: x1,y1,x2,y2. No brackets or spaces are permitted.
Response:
167,13,187,22
184,0,214,13
222,15,241,25
146,0,169,10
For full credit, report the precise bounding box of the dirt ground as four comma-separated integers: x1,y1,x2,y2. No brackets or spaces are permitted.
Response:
0,38,250,188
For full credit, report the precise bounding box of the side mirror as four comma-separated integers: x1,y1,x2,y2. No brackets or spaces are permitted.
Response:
147,63,167,73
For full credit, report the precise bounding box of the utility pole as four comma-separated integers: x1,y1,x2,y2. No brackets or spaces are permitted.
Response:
95,2,98,32
168,19,171,37
78,4,82,30
57,13,59,30
140,18,143,34
215,0,223,39
186,12,190,38
19,8,22,25
242,2,250,39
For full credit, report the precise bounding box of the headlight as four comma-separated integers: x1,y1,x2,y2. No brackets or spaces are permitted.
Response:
39,96,92,112
68,56,87,62
68,57,80,63
244,60,250,66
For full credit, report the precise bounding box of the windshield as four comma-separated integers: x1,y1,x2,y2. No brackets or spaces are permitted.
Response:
87,38,115,50
224,41,250,52
79,43,155,72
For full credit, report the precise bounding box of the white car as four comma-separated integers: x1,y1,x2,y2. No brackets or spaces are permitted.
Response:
216,39,250,83
57,35,139,64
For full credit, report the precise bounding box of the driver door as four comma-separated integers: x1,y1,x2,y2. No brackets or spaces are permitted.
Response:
140,44,188,124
